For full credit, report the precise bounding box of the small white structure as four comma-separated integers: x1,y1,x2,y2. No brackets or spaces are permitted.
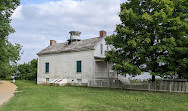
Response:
37,30,120,87
11,73,16,84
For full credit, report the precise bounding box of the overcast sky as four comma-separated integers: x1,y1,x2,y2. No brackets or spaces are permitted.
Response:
10,0,126,64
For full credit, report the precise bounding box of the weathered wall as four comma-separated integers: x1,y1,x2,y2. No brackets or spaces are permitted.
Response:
37,50,94,84
94,37,111,58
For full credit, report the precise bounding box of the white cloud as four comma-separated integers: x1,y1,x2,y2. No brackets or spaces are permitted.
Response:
11,6,24,20
10,0,126,63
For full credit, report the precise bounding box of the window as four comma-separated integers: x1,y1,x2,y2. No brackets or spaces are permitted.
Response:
46,78,49,83
107,45,109,51
100,44,103,54
77,61,82,72
45,62,49,73
77,79,82,83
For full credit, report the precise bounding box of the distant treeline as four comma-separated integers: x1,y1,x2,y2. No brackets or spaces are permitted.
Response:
15,59,37,81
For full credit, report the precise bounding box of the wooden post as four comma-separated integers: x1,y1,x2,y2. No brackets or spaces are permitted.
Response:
171,82,174,93
169,82,172,93
148,82,151,91
107,62,110,87
186,82,188,93
159,81,161,91
116,71,119,88
174,82,177,92
165,81,168,91
178,82,182,92
182,82,185,93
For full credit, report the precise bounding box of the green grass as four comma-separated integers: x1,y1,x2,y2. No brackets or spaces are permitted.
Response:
0,80,188,111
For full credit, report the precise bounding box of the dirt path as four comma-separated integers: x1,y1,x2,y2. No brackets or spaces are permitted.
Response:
0,81,17,106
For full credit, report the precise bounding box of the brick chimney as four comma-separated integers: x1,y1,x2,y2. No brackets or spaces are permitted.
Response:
100,30,107,37
50,40,56,46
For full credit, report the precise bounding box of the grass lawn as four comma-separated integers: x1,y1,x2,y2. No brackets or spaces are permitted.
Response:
0,80,188,111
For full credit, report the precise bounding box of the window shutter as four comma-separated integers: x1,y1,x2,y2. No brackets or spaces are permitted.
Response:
45,62,49,73
77,61,81,72
100,44,103,54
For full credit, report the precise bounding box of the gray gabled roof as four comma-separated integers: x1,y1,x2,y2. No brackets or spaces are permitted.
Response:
37,37,103,55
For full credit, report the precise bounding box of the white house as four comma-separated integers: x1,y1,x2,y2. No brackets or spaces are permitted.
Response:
37,30,118,87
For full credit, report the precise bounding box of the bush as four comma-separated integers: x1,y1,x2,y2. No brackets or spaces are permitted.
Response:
17,59,37,81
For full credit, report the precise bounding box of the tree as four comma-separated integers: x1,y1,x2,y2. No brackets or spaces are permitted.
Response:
0,0,21,78
105,0,188,81
0,42,22,78
17,59,37,80
160,0,188,79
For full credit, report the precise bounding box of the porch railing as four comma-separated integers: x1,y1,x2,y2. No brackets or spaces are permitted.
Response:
95,72,116,78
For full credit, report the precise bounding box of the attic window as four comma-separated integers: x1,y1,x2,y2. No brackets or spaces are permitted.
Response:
100,44,103,54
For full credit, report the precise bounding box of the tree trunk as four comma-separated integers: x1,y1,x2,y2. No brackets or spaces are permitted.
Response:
152,75,155,82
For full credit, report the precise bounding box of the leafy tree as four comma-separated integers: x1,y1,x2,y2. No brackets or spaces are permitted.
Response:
0,0,21,78
0,42,22,78
17,59,37,80
160,0,188,79
105,0,188,81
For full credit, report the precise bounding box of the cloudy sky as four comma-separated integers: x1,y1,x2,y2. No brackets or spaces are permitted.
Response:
10,0,126,64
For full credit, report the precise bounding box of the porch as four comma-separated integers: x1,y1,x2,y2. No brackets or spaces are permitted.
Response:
94,57,116,79
89,57,117,87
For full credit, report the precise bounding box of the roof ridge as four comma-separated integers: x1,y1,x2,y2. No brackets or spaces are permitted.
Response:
56,37,101,44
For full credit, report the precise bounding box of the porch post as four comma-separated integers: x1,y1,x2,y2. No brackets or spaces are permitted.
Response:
107,62,110,87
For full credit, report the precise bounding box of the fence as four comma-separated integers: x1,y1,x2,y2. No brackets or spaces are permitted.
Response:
89,79,188,93
89,78,117,87
122,80,188,93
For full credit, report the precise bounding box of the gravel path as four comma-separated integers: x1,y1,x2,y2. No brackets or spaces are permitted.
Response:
0,81,17,106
